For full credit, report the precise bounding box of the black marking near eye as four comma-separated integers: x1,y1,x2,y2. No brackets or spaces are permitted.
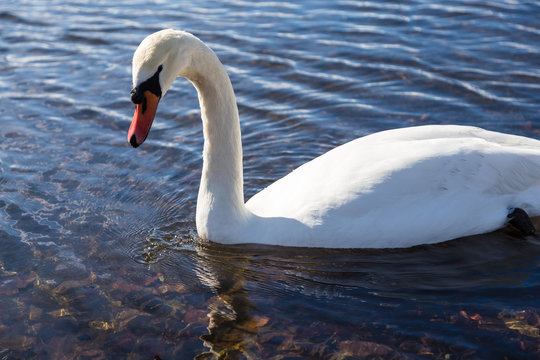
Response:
130,87,143,104
130,65,163,105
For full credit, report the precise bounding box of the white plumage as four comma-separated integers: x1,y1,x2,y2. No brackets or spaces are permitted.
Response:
129,29,540,248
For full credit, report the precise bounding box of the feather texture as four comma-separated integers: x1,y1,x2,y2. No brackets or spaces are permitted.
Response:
130,30,540,248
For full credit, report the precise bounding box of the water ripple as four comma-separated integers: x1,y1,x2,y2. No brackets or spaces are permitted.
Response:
0,0,539,358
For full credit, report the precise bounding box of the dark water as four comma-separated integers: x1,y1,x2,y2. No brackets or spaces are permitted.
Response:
1,0,540,358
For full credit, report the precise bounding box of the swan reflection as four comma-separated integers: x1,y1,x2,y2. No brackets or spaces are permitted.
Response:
188,224,540,358
194,246,258,359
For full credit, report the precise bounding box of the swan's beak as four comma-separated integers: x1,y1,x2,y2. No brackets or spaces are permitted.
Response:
128,91,160,148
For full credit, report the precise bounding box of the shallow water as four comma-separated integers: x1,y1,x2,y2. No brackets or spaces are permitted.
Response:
1,0,540,359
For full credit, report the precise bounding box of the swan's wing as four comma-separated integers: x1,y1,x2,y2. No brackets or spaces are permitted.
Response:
246,125,540,229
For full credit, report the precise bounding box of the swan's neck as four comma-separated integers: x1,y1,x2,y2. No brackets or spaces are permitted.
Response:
186,46,247,239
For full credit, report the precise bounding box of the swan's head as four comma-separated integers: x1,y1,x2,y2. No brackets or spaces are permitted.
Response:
128,29,197,147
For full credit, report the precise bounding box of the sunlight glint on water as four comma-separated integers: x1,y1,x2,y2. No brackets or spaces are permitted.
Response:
0,0,539,358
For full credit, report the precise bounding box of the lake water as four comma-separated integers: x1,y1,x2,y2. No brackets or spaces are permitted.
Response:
1,0,540,358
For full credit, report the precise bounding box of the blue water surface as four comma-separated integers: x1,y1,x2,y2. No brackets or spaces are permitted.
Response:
1,0,540,358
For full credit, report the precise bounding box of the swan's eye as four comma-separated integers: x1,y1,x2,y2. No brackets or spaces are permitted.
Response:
131,66,163,104
130,87,148,113
131,87,143,104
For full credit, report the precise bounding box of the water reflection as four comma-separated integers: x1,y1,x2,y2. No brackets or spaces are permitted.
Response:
195,248,257,359
1,0,540,357
1,207,539,359
186,223,540,359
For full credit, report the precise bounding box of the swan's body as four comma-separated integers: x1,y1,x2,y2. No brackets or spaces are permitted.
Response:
128,29,540,248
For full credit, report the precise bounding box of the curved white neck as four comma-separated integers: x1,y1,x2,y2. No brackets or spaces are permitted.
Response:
184,44,248,239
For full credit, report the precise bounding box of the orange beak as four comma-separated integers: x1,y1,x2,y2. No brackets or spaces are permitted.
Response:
128,90,160,147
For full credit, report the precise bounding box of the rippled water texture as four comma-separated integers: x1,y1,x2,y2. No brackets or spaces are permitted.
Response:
1,0,540,359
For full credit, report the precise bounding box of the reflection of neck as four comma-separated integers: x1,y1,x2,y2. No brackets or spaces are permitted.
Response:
197,252,256,358
187,45,248,239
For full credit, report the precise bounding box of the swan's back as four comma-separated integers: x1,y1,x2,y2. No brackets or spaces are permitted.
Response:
128,30,540,248
245,125,540,247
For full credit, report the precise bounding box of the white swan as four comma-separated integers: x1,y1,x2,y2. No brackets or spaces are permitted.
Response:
127,29,540,248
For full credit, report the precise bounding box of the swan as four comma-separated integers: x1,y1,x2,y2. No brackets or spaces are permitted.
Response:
127,29,540,248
